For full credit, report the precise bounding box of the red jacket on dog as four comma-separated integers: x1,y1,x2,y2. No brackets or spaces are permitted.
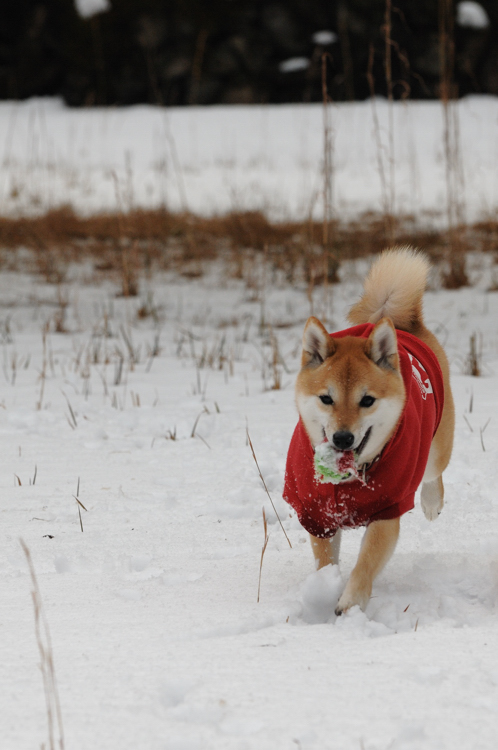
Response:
283,323,444,539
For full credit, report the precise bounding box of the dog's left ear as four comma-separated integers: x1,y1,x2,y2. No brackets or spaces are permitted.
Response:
366,318,400,372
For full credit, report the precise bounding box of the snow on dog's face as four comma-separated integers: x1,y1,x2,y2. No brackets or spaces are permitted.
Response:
296,316,406,465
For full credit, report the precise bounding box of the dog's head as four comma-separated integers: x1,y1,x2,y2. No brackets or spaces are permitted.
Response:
296,316,406,463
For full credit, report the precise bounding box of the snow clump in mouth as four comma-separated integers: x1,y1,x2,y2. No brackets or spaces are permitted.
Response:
314,440,367,485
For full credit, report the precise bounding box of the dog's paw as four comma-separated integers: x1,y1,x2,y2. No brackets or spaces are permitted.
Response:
421,499,443,521
335,584,370,616
421,480,444,521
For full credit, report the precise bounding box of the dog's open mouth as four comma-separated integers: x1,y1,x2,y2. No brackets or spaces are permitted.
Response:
320,426,372,459
315,428,373,485
355,426,372,457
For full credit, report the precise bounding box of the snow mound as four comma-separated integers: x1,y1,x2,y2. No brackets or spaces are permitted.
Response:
299,564,343,624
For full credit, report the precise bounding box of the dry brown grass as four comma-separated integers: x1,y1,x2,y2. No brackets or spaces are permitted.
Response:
0,207,496,289
20,539,65,750
465,332,482,377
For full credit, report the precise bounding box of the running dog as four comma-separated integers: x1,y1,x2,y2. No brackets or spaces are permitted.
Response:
284,247,455,614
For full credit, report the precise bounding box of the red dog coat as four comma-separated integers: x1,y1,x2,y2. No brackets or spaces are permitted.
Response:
283,324,444,538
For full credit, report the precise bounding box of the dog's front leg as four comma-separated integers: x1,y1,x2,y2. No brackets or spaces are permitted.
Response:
310,530,341,569
421,475,444,521
335,517,400,615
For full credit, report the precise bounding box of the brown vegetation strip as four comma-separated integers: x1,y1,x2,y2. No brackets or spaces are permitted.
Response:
0,207,495,289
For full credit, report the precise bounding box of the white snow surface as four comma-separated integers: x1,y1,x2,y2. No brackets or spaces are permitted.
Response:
2,255,498,749
2,95,498,223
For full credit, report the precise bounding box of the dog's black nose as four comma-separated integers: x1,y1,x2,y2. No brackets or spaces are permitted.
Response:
332,431,355,450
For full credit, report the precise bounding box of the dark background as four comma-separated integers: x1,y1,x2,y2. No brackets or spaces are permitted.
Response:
1,0,497,107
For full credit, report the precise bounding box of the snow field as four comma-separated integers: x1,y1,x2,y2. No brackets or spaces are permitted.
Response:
1,256,498,748
1,96,498,223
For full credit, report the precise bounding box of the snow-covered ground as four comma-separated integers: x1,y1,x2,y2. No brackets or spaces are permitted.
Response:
1,96,498,223
1,253,498,749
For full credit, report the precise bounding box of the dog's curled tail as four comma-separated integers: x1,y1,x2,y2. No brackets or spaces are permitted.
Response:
348,246,430,332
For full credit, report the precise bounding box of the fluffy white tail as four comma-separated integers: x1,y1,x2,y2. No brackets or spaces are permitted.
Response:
348,246,430,331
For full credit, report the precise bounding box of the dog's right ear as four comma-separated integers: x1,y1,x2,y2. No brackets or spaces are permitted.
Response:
301,317,335,367
366,318,400,372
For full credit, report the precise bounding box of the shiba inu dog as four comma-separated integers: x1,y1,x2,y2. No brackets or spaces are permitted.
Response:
284,247,455,614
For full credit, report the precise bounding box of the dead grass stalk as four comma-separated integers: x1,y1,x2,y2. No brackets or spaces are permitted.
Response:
246,429,291,548
20,539,65,750
257,507,270,603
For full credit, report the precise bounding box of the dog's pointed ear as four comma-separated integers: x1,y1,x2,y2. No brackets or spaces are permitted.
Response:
366,318,400,372
302,317,335,367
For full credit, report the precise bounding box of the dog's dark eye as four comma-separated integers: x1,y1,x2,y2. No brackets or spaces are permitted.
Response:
319,394,334,405
360,395,376,408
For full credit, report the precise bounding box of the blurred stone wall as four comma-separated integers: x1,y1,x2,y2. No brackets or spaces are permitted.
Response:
0,0,497,106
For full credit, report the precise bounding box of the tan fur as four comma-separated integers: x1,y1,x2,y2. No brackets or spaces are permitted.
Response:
310,532,341,568
348,246,429,331
296,247,455,614
334,517,400,613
